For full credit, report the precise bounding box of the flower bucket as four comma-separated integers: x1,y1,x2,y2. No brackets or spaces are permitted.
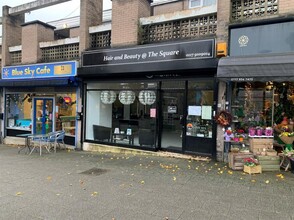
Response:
256,129,263,136
249,128,256,136
233,137,239,142
265,128,273,136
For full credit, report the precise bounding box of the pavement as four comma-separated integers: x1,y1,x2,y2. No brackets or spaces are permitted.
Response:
0,144,294,220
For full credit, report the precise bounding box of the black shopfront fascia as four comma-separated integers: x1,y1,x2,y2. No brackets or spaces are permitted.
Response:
79,39,218,157
79,39,218,77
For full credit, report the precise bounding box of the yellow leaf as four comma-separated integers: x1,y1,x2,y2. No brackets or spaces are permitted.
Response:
47,176,52,181
173,177,176,181
265,180,270,184
228,171,233,175
16,192,23,196
251,180,256,183
91,192,98,196
140,180,145,184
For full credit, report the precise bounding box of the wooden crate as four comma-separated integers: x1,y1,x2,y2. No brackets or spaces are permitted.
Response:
229,152,254,170
255,155,280,171
249,137,274,154
244,165,262,174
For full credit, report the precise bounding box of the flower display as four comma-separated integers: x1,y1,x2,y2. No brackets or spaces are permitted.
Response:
243,158,259,167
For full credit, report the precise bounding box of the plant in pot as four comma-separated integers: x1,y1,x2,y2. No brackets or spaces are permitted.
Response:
243,157,262,174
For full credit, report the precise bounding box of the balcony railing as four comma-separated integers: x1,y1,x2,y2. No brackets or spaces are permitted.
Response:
141,14,217,44
231,0,278,21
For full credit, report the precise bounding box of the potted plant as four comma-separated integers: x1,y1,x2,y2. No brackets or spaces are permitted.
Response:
243,157,262,174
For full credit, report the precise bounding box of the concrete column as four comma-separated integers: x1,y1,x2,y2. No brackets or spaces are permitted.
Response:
21,21,55,64
79,0,103,54
111,0,151,47
1,6,24,66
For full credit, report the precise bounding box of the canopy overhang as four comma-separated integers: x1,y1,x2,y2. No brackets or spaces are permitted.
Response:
217,53,294,82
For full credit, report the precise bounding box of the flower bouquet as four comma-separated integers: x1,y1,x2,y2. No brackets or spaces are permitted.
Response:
243,157,262,174
279,131,294,151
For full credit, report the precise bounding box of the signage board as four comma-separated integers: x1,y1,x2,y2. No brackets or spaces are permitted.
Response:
230,21,294,56
2,61,78,80
82,39,214,67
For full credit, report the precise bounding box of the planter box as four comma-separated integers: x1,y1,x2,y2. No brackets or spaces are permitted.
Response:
256,155,280,171
243,165,262,174
249,137,273,154
229,152,254,170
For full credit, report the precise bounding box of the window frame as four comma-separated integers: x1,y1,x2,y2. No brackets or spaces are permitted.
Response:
189,0,203,8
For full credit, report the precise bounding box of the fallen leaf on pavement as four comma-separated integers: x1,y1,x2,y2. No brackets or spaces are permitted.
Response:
91,192,98,196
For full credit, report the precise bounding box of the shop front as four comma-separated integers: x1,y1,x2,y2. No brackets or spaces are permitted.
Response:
216,19,294,165
79,39,218,157
1,61,80,147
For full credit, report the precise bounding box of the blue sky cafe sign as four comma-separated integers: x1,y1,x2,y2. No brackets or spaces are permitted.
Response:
2,61,78,80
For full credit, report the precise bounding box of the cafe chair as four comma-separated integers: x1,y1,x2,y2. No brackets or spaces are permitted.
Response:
46,130,66,153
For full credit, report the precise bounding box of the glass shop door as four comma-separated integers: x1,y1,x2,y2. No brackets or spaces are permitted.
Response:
160,90,185,152
33,98,55,135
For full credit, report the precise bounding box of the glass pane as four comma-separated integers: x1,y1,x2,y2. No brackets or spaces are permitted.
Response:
187,88,213,138
6,94,32,131
35,100,44,134
85,85,157,148
56,94,77,136
161,91,184,150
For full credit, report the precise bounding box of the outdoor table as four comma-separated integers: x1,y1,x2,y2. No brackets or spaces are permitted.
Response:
17,133,33,154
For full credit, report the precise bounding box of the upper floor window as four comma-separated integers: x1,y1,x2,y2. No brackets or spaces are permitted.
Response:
189,0,216,9
190,0,202,8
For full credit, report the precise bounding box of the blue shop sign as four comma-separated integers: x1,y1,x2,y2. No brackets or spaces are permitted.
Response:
2,61,78,79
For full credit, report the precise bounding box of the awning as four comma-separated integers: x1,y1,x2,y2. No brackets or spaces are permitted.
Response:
217,53,294,82
0,77,79,87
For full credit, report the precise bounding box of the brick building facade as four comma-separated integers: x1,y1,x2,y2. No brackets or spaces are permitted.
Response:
0,0,293,160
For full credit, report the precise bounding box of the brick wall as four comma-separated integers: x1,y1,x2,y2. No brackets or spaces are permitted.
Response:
70,27,80,38
79,0,103,53
21,22,54,64
111,0,151,47
1,6,24,66
279,0,294,14
216,0,230,43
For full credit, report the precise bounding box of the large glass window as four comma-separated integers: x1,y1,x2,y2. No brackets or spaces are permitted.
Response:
86,82,157,148
5,92,77,136
6,94,32,131
186,80,214,138
231,82,294,130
